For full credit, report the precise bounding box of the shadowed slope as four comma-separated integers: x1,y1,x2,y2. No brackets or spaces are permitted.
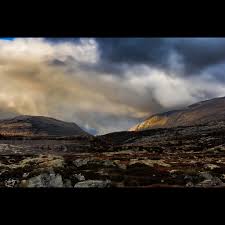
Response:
0,115,90,136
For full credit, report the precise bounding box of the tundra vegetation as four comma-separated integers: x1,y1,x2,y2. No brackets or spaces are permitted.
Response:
2,119,225,187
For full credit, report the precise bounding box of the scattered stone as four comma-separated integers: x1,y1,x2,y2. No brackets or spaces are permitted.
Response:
103,160,115,167
197,172,224,187
74,173,85,181
73,159,90,167
186,182,194,187
169,170,178,174
129,159,171,167
114,160,127,170
74,180,111,188
203,164,220,170
5,179,18,187
23,172,29,178
199,172,213,180
27,172,63,187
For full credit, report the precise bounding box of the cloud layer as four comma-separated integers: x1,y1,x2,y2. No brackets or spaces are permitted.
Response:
1,38,225,134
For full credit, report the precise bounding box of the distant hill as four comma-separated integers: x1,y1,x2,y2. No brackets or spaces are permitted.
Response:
129,96,225,131
0,115,90,136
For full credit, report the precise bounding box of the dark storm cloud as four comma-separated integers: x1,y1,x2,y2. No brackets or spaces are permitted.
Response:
95,38,225,79
76,60,127,75
172,38,225,75
96,38,172,69
44,38,225,79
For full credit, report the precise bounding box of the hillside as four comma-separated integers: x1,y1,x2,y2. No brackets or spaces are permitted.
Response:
0,115,90,136
130,96,225,131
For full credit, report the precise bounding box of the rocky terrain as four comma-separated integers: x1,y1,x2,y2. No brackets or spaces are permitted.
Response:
1,97,225,188
1,120,225,187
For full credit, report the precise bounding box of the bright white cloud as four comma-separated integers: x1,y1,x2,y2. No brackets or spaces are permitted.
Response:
0,38,99,64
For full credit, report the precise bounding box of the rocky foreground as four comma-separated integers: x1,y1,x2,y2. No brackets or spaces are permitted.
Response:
2,120,225,187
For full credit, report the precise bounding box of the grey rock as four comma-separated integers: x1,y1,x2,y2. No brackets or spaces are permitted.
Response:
22,172,29,178
27,172,63,187
73,159,89,167
195,171,225,187
186,182,194,187
196,177,224,187
199,172,213,180
74,173,85,181
5,179,18,187
103,160,116,167
74,180,111,188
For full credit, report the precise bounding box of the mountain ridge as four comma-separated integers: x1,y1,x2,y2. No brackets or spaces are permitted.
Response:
129,96,225,131
0,115,90,136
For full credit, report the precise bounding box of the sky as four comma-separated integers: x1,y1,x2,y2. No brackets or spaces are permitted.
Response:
1,37,225,135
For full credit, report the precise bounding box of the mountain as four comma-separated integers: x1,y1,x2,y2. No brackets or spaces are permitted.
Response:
130,96,225,131
0,115,90,136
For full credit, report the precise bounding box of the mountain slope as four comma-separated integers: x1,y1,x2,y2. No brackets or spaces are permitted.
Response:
0,115,90,136
130,96,225,131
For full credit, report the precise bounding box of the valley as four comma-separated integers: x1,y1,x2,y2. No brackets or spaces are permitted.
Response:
1,119,225,187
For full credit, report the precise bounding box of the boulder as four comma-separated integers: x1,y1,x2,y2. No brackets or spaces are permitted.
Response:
27,172,63,187
74,180,111,188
